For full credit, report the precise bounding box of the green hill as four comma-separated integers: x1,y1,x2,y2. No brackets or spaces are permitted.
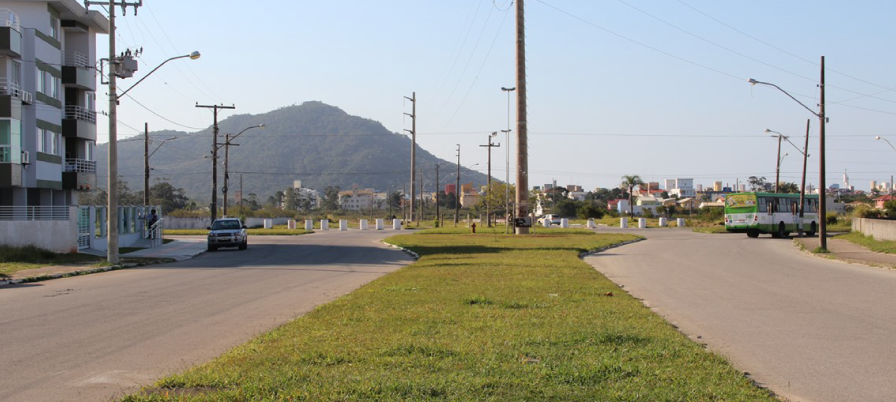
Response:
95,101,488,203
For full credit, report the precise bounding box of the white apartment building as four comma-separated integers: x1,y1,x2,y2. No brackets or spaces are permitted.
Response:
0,2,107,207
338,187,384,211
664,178,696,198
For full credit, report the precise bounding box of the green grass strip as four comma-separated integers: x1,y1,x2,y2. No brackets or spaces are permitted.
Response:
835,232,896,254
125,228,775,401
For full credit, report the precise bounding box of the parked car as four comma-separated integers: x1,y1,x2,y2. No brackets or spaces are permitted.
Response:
207,218,248,251
538,214,562,226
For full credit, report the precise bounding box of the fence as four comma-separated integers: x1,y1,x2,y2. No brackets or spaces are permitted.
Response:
0,206,70,221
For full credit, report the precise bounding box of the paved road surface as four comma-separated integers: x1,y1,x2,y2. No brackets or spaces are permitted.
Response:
0,231,412,402
586,228,896,402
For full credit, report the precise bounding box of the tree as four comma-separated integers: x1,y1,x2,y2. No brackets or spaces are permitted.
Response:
284,188,298,210
553,199,578,217
148,182,190,212
322,186,340,211
620,175,644,216
444,192,457,210
777,182,800,194
475,183,515,218
748,176,772,192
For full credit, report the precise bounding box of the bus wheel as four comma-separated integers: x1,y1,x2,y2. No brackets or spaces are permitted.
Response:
778,222,789,238
806,222,817,237
747,230,759,238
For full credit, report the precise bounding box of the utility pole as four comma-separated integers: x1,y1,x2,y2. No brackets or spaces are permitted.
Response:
239,174,244,216
85,0,142,263
404,92,416,223
144,122,149,205
435,164,440,225
455,144,461,226
222,133,240,217
515,0,529,234
480,132,500,227
196,103,235,222
819,56,827,250
774,132,784,193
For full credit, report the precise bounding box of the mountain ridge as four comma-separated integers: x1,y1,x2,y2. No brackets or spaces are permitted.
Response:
95,101,488,203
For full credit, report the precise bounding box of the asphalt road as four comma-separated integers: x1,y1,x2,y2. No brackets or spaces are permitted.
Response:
586,228,896,402
0,231,413,402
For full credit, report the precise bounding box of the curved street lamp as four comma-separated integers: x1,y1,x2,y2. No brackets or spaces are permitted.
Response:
749,59,827,248
221,124,266,216
107,51,200,264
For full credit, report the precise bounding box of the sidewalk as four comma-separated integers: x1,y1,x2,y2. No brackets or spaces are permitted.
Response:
794,236,896,268
1,237,207,286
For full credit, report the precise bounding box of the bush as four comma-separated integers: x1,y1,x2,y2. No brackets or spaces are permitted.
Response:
826,212,838,225
576,204,605,220
852,204,880,219
433,220,440,228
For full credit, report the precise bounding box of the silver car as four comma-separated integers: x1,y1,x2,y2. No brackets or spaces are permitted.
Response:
207,218,248,251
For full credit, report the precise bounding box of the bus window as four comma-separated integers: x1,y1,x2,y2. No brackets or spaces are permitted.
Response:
758,198,768,213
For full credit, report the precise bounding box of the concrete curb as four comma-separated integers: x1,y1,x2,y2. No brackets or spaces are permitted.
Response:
382,241,420,260
578,237,646,259
0,264,133,287
791,238,895,269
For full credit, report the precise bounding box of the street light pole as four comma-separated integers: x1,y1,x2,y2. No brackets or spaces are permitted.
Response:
86,0,198,264
502,86,515,233
219,124,265,217
774,133,783,193
749,56,827,249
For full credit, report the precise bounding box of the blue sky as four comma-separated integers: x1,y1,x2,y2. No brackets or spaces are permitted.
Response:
101,0,896,192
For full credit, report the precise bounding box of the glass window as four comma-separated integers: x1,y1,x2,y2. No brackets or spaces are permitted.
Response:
49,15,59,40
758,197,768,213
36,70,43,93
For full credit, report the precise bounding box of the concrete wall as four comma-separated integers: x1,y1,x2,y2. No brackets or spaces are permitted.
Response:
164,216,291,230
852,218,896,241
0,216,78,253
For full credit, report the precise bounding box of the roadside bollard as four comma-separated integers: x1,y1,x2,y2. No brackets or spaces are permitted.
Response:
339,219,347,231
620,217,628,228
287,219,296,229
587,218,595,229
659,217,667,227
376,218,384,230
392,219,401,230
360,219,368,230
677,218,686,227
321,219,329,231
639,218,646,229
561,218,569,228
305,219,313,231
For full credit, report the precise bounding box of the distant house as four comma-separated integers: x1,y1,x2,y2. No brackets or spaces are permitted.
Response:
607,199,623,211
875,195,896,209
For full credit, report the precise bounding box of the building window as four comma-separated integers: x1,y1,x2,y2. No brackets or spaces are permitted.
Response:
49,14,59,40
0,120,21,163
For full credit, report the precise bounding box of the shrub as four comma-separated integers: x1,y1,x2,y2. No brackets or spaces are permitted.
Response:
576,204,605,220
852,204,880,219
826,212,838,225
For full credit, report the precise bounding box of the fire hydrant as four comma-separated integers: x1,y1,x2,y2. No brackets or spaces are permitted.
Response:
471,223,477,233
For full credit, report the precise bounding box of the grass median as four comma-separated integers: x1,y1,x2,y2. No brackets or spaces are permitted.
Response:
126,227,775,401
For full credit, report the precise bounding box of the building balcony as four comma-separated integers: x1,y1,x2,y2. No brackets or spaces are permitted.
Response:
62,158,97,191
62,51,95,90
0,77,33,105
0,10,22,57
62,105,97,141
0,91,22,121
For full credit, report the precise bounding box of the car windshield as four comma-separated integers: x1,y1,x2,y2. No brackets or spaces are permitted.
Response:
211,220,241,230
